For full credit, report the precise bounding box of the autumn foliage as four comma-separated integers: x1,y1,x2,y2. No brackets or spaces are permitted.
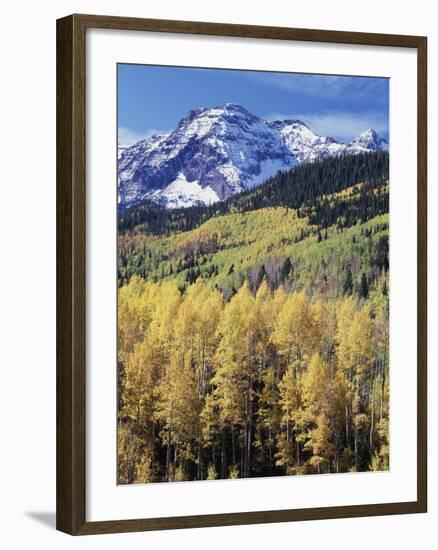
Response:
117,153,390,483
118,277,389,483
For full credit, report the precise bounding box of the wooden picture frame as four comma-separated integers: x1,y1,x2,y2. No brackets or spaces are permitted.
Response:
56,13,427,535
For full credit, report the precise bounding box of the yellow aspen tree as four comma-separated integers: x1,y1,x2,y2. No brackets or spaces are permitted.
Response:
337,302,374,471
257,365,281,474
271,291,316,372
212,283,257,477
300,353,346,473
276,361,301,474
370,308,389,470
155,282,202,481
118,336,158,484
173,279,223,479
305,414,335,473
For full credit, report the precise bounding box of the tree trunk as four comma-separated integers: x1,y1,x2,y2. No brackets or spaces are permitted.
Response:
286,406,290,444
380,360,386,423
247,381,253,477
354,421,358,471
197,432,203,480
345,403,349,449
165,417,172,481
173,443,179,481
268,426,272,474
231,425,236,467
370,372,375,452
295,434,300,467
354,381,359,471
240,435,245,477
221,429,226,478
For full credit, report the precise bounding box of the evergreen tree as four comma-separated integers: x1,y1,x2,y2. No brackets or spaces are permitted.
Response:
359,272,369,299
343,267,353,296
280,257,292,282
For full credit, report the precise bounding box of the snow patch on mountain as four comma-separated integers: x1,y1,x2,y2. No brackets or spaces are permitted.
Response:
149,173,220,209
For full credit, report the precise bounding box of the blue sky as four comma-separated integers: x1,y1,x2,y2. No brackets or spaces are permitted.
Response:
118,64,389,145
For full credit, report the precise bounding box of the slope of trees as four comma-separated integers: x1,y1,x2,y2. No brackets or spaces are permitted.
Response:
117,151,390,484
118,151,389,235
118,204,389,303
118,277,389,483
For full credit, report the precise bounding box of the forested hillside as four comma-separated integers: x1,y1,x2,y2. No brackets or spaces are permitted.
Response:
118,151,388,234
117,152,390,483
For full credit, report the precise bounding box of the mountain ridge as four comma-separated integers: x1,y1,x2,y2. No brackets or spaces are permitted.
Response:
118,103,388,210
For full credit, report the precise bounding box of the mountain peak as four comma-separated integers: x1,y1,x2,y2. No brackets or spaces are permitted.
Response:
185,103,253,119
175,103,260,140
269,119,309,130
222,102,250,111
357,128,378,138
352,128,388,151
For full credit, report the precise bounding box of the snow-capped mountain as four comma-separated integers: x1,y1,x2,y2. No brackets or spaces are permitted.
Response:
349,128,389,152
118,103,388,210
268,119,346,163
118,104,297,209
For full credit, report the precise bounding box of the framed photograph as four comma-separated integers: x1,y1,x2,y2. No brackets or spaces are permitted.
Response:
56,14,427,535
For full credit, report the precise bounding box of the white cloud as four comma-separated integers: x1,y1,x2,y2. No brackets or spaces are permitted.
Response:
265,111,388,142
118,127,168,146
